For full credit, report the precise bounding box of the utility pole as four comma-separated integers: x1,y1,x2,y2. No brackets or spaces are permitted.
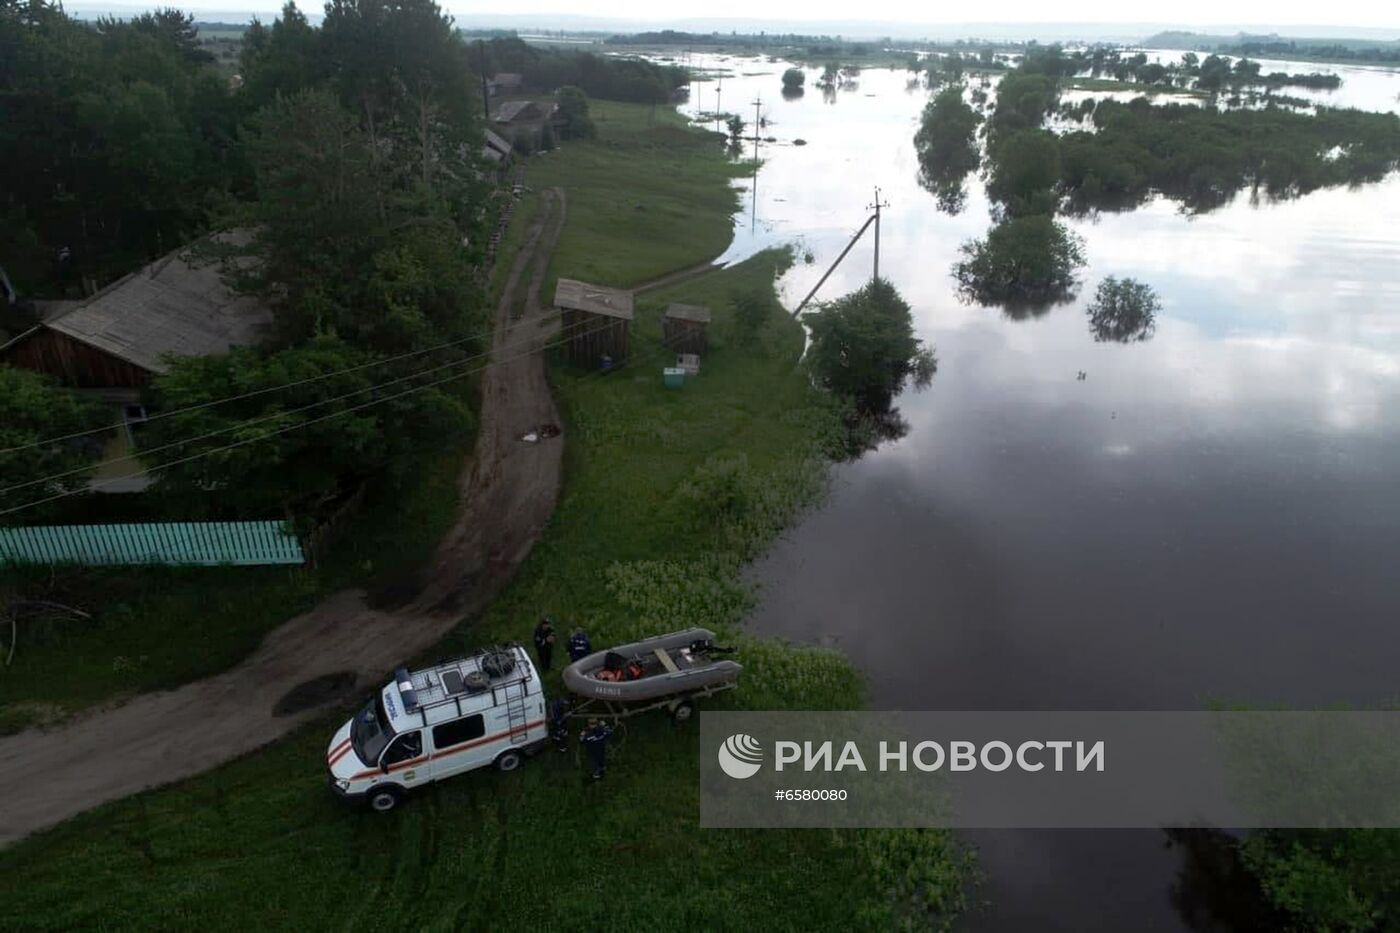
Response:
715,76,723,131
751,95,762,159
866,186,890,282
478,40,490,122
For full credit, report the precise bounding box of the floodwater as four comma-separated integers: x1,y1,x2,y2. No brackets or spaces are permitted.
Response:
681,55,1400,930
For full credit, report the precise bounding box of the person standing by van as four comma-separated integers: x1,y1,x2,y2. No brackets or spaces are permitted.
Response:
549,697,571,752
567,628,591,662
580,718,614,780
533,616,557,671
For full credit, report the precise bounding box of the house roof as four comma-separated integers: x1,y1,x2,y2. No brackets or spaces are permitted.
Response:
491,73,524,87
554,278,634,320
664,302,711,324
492,100,543,124
3,234,273,374
482,128,513,158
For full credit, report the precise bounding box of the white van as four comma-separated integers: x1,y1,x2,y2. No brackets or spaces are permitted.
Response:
327,644,547,812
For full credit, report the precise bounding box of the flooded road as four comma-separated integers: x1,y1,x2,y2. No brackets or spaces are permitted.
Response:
679,55,1400,929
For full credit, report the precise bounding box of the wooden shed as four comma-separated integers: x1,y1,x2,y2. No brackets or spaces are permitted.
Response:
663,303,711,355
554,278,634,367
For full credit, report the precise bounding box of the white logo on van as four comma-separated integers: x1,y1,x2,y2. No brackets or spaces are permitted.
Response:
718,733,764,779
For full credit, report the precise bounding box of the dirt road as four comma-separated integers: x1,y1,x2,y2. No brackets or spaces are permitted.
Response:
0,189,570,847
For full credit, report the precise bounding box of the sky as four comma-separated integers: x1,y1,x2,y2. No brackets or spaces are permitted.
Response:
68,0,1400,36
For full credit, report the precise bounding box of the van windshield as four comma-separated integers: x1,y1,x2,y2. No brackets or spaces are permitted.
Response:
350,696,394,765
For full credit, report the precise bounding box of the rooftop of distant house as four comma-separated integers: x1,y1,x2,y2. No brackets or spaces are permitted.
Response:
0,232,272,375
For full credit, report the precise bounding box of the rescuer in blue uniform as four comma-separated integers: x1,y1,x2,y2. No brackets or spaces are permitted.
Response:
580,718,614,780
567,628,591,662
549,697,572,753
533,616,556,671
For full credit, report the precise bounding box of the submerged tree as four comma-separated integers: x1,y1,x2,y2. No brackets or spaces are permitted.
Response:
726,114,746,144
951,215,1086,314
804,278,936,409
1086,276,1159,343
914,85,982,214
781,67,805,92
985,128,1062,217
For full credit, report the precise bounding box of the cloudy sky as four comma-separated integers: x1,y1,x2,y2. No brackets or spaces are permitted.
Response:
478,1,1395,29
69,0,1400,34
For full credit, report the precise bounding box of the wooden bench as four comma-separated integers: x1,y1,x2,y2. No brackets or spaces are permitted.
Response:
653,647,680,673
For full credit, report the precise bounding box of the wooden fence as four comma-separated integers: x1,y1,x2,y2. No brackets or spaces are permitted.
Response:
0,521,306,567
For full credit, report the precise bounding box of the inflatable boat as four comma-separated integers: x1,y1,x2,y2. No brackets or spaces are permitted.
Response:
562,627,741,702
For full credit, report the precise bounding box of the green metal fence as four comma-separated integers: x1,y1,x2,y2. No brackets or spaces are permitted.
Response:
0,521,306,567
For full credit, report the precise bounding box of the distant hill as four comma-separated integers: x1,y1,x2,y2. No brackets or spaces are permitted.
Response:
1144,30,1400,51
1142,31,1400,64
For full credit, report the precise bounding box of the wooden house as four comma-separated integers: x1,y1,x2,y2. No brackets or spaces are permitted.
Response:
663,303,711,355
0,237,272,490
554,278,633,367
490,100,563,149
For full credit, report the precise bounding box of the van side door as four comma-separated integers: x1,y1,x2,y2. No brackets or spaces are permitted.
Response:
379,730,426,787
429,714,487,779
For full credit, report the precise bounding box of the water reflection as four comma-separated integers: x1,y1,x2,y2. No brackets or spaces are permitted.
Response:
676,53,1400,932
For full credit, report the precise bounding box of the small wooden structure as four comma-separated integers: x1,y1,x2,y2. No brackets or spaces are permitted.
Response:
662,303,711,355
554,278,634,367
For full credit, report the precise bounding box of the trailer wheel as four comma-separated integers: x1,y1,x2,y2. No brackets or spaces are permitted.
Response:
368,786,403,813
670,700,694,723
495,749,524,772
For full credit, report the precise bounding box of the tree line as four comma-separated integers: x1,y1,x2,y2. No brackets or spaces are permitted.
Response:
2,0,498,522
466,36,687,104
1074,48,1342,93
914,43,1400,315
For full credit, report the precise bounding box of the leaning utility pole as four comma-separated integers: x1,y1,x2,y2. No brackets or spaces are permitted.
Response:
867,186,890,282
792,213,878,316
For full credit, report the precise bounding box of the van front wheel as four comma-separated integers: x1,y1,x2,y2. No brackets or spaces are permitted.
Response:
496,750,523,772
368,786,403,813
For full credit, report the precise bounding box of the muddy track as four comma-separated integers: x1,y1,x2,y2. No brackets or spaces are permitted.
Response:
0,189,570,848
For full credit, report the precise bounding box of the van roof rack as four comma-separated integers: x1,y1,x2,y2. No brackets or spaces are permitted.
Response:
398,643,534,726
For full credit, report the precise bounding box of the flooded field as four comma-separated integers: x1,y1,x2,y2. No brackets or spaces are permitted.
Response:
683,54,1400,930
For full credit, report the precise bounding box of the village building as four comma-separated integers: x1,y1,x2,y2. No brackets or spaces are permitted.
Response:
485,72,524,97
491,99,563,150
554,278,633,368
662,302,712,355
0,239,273,490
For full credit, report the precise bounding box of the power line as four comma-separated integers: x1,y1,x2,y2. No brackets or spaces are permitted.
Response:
1,308,710,520
0,318,509,456
1,270,722,521
0,314,620,509
1,303,714,522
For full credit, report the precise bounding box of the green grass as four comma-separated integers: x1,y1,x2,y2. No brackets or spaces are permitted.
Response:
522,99,746,288
0,410,476,734
0,102,973,929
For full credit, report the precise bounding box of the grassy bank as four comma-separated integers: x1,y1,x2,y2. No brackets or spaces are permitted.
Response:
522,99,746,287
0,100,972,929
